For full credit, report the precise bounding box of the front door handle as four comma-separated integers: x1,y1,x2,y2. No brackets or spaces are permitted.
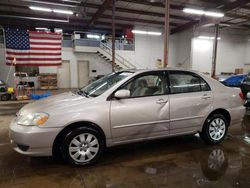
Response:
201,94,212,100
156,99,168,104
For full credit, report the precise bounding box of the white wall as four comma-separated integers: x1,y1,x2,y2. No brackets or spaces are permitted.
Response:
191,32,249,75
170,29,193,68
191,38,213,74
134,34,164,68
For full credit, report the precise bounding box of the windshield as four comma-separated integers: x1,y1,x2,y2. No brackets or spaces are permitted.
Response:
78,71,134,97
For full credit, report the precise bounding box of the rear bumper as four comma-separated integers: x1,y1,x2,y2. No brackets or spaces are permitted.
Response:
244,100,250,108
228,106,246,127
9,119,62,156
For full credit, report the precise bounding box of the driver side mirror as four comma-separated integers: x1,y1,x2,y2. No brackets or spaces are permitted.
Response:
114,89,130,99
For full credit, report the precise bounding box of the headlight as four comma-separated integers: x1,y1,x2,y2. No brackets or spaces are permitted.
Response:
17,113,49,126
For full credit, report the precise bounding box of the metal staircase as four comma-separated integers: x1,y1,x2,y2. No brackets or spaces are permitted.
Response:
96,42,136,70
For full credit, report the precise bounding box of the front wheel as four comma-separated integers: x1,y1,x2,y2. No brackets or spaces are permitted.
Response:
61,127,105,166
200,114,228,144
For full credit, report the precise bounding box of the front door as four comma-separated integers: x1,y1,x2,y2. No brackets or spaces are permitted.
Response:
110,71,170,143
168,71,213,135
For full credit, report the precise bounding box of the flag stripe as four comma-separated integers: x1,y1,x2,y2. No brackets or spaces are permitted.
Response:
6,55,61,58
6,49,61,54
29,33,61,38
30,39,62,43
30,42,61,45
30,44,61,48
29,36,61,40
6,57,61,61
30,47,61,51
7,51,61,56
6,62,62,66
29,31,61,35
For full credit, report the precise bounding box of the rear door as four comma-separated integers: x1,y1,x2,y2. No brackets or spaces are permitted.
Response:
168,71,213,135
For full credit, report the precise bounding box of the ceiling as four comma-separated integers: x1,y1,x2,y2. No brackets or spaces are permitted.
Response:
0,0,250,34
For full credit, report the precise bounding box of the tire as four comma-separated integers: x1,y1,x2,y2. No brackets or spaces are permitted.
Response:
200,114,228,144
1,94,11,101
61,127,105,166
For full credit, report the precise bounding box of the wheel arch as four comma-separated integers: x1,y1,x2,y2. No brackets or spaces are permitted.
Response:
206,108,231,126
52,121,106,157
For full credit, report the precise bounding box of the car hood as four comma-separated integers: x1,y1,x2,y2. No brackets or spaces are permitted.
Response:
19,92,92,115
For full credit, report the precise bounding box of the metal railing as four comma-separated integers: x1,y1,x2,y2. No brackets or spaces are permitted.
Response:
100,42,136,69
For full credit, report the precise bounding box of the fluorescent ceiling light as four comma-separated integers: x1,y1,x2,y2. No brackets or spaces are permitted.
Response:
148,31,162,36
61,0,81,3
183,8,204,15
204,11,224,18
132,30,162,36
87,34,100,39
30,6,73,15
0,15,68,23
29,6,52,12
35,27,49,30
55,28,63,33
198,36,210,40
53,9,73,15
198,36,221,40
183,8,224,18
132,30,147,34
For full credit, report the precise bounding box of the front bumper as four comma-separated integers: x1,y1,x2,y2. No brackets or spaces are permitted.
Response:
9,119,62,156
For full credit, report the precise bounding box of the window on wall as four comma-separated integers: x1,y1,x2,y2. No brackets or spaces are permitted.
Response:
121,72,167,98
169,71,210,94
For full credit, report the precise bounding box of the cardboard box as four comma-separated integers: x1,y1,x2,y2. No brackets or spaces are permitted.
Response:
235,68,243,74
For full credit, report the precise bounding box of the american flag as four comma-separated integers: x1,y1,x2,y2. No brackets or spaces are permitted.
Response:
4,29,62,66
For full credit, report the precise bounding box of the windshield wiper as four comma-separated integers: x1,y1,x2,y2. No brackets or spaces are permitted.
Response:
77,89,89,97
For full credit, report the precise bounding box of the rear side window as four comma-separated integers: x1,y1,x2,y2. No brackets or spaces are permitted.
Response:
169,71,210,94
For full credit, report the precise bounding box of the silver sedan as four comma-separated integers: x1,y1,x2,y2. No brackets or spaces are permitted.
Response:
9,69,245,166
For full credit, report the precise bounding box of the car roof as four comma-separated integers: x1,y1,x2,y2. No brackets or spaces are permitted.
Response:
122,67,199,74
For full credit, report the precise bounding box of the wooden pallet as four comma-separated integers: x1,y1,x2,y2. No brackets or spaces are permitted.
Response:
39,73,58,90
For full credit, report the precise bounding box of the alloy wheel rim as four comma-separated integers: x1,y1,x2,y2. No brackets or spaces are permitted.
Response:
207,149,225,170
209,118,226,141
69,133,99,163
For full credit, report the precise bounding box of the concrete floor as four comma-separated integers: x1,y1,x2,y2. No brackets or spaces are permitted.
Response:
0,98,250,188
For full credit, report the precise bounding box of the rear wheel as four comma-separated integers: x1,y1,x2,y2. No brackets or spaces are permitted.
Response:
61,127,104,166
200,114,228,144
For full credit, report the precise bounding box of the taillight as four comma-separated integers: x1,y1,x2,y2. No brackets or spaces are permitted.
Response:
239,92,245,100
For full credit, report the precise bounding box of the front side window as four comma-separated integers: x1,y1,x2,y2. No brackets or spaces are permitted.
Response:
121,73,167,98
79,71,133,97
169,71,210,94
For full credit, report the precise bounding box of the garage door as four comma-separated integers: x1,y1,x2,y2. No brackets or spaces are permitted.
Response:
57,61,71,88
78,61,89,88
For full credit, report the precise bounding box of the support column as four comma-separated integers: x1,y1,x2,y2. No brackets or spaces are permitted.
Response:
163,0,170,67
112,0,116,72
211,24,219,78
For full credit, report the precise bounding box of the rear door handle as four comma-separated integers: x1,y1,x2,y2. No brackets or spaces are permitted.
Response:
156,98,168,104
201,94,212,100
